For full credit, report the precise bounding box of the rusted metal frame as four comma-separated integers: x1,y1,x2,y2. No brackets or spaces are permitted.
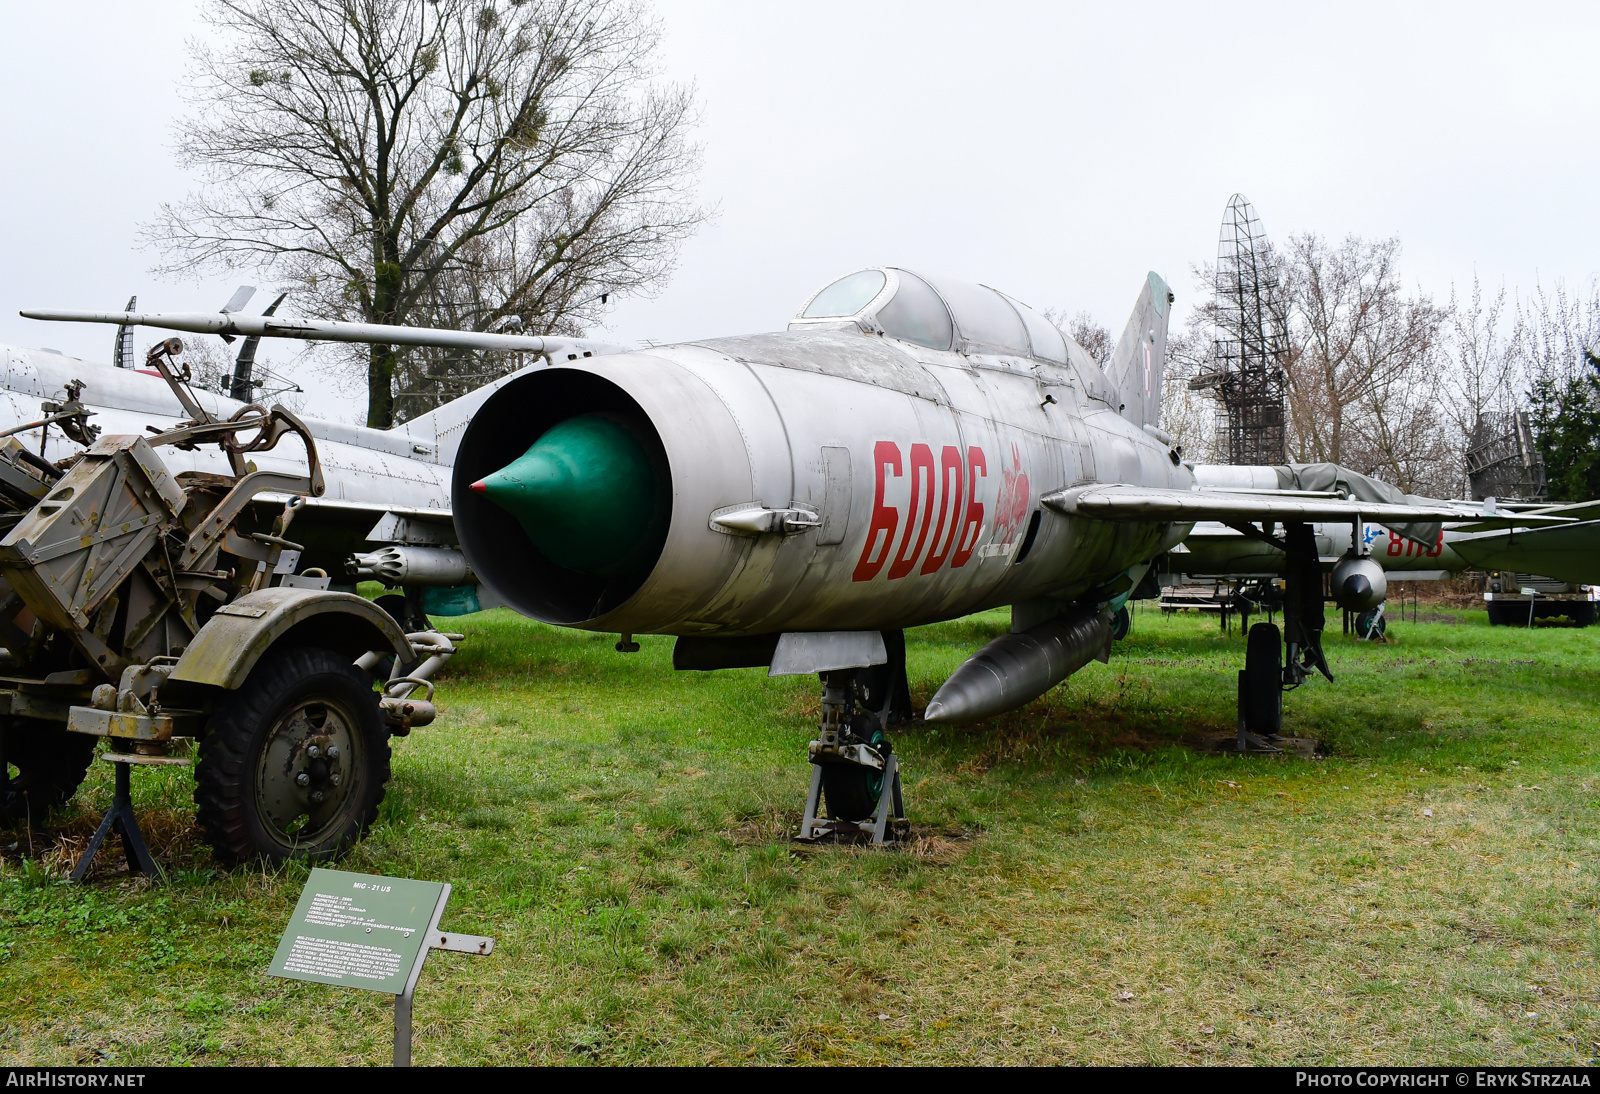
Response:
0,408,95,443
68,627,127,682
50,449,172,627
21,510,163,566
122,557,197,658
71,525,162,625
145,409,288,458
145,343,213,425
176,471,319,573
90,595,118,643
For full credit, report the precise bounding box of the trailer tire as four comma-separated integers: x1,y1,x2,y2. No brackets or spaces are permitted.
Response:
1,721,97,825
195,645,390,866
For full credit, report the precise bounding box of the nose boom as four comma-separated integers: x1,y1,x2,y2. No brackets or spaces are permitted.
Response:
471,414,660,578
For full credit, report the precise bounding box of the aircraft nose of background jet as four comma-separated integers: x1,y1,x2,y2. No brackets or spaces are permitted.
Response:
471,414,659,578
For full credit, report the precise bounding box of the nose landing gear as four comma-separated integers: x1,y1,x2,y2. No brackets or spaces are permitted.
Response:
795,633,911,845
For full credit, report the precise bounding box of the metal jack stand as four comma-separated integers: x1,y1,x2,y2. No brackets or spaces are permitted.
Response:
70,752,190,883
1233,671,1282,754
797,754,907,846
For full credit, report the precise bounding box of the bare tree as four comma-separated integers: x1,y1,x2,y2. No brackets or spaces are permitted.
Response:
1513,279,1600,393
1159,321,1224,462
147,0,705,427
1435,275,1521,495
1277,233,1449,492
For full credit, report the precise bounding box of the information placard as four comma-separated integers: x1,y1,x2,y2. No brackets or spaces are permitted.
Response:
268,868,445,994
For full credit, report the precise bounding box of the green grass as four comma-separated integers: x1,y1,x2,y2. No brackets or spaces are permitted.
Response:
3,602,1599,1065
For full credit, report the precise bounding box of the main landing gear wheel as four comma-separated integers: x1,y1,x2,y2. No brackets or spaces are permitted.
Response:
195,646,391,865
1,720,97,825
1237,622,1283,751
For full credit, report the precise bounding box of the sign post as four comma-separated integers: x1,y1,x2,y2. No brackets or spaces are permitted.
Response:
269,867,494,1066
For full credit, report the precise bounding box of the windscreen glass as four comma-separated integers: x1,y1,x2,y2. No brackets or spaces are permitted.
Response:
801,270,887,318
876,270,954,350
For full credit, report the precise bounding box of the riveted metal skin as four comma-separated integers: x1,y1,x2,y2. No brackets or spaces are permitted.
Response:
457,278,1192,640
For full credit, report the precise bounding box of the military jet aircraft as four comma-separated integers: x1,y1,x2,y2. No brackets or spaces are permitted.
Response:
30,271,1566,841
1163,463,1600,631
439,266,1551,834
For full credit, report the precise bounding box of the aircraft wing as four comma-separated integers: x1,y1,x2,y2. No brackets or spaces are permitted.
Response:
1042,485,1574,536
244,494,455,577
1446,520,1600,586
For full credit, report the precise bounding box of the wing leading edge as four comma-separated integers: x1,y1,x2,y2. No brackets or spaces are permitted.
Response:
1042,485,1575,547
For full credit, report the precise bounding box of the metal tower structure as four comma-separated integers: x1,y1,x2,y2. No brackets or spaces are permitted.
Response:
1188,194,1288,465
1466,409,1546,501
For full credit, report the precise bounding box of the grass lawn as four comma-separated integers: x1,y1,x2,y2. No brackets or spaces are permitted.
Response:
2,601,1598,1065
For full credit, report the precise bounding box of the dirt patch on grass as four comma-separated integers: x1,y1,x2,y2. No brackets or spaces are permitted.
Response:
1184,729,1323,759
731,807,803,845
4,807,207,882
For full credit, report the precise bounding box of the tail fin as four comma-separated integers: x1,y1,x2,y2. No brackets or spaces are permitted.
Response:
1106,272,1172,429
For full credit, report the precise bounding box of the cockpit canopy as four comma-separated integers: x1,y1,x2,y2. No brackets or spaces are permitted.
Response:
789,266,1068,364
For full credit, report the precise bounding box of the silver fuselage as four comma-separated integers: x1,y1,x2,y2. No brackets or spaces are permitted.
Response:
457,326,1193,636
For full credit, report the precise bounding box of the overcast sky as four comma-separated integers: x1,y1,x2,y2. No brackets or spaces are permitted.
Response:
1,1,1595,422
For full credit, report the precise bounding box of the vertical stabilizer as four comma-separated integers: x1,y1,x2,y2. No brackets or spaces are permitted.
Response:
1106,272,1172,429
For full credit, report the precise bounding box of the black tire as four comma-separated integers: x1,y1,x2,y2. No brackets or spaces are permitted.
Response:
820,725,887,822
1244,622,1282,738
1,720,97,825
1111,606,1131,641
194,646,390,866
1356,609,1387,639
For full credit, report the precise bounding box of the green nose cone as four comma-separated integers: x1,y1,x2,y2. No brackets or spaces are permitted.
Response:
471,415,660,578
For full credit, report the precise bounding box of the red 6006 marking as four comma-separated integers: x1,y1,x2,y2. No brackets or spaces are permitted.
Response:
852,441,986,582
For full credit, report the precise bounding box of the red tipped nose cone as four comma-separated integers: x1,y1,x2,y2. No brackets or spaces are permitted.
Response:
468,479,487,494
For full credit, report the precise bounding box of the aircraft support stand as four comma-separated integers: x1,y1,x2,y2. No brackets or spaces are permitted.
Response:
797,755,905,845
70,754,189,883
795,662,909,846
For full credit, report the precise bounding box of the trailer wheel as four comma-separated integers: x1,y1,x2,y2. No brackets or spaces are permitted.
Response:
1,721,97,824
195,646,390,866
1243,622,1283,738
